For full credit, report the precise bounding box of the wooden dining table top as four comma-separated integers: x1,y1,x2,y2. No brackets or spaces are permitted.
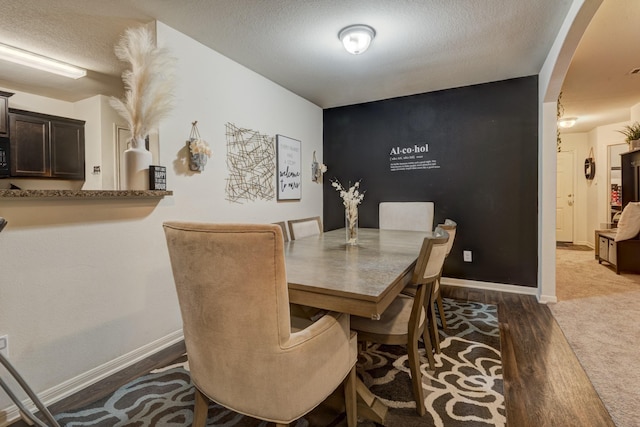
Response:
284,227,431,319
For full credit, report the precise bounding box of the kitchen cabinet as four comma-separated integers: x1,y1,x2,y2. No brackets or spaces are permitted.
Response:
0,91,12,137
9,109,85,180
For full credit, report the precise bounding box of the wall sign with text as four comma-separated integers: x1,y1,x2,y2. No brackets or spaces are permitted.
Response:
388,143,440,172
276,134,301,200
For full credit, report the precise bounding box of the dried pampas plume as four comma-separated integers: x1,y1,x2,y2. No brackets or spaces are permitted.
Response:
110,26,175,146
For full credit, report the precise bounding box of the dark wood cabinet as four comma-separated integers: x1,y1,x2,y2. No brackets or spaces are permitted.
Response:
9,109,85,180
621,149,640,207
0,91,12,138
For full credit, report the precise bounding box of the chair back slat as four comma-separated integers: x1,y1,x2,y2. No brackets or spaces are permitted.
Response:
412,226,449,285
288,216,322,240
379,202,434,232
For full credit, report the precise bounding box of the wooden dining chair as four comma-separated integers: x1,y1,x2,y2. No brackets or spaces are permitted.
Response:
403,219,457,354
350,227,449,416
288,216,322,240
379,202,434,232
163,222,357,427
433,219,457,327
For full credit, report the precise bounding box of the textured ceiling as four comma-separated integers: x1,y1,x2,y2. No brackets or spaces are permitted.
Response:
560,0,640,133
0,0,636,133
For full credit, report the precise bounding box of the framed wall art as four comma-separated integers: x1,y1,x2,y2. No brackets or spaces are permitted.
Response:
276,134,301,200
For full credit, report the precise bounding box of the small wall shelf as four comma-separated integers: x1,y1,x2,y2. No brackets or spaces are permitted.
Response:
0,189,173,199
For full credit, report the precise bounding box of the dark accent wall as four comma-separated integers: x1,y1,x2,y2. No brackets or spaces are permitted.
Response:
323,76,538,287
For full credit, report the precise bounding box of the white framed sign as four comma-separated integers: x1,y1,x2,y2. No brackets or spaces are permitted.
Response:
276,134,301,200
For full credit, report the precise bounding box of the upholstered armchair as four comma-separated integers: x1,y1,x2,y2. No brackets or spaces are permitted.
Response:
163,222,357,427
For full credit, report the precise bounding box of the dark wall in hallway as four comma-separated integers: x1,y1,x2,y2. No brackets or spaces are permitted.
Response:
323,76,538,287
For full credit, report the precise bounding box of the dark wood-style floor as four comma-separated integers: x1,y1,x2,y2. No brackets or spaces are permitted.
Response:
10,286,614,427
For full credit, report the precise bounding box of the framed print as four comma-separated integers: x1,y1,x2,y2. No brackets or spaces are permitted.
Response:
276,134,301,200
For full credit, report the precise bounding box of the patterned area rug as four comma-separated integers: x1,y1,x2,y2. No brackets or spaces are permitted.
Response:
54,299,503,427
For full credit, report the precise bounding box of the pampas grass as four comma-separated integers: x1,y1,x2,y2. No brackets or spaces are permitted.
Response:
110,26,174,147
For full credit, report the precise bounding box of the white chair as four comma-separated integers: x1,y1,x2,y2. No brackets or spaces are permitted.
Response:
379,202,434,232
288,216,322,240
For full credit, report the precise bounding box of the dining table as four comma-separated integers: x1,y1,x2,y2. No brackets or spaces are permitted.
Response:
284,227,432,424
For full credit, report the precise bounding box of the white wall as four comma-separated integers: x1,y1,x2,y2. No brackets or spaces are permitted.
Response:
74,96,102,190
537,0,603,303
0,21,323,419
560,119,635,249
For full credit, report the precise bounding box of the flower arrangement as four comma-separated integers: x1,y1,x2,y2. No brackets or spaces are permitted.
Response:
187,121,211,172
331,179,365,244
312,151,328,182
189,138,212,157
109,26,175,148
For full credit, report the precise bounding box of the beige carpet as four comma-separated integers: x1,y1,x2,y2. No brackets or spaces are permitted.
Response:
553,247,640,427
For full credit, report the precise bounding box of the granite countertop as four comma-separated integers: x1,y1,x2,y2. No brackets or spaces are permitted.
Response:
0,189,173,199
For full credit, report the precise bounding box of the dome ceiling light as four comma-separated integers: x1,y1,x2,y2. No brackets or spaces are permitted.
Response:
338,24,376,55
558,117,578,128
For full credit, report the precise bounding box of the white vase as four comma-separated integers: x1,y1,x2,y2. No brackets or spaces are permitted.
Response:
124,137,152,190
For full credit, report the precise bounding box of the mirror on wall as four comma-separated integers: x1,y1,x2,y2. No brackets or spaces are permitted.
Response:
608,143,627,226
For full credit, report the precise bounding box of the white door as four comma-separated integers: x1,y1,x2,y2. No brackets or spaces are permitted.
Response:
556,151,574,242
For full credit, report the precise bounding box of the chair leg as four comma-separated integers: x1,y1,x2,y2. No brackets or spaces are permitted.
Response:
192,387,209,427
407,336,426,416
436,292,447,329
344,365,357,427
427,301,441,353
421,320,436,370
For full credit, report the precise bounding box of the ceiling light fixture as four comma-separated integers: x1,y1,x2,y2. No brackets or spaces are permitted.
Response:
338,24,376,55
558,117,578,128
0,43,86,79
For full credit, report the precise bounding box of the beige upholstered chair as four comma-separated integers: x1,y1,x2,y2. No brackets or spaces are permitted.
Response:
273,221,290,242
288,216,322,240
379,202,435,232
163,222,357,427
350,227,449,416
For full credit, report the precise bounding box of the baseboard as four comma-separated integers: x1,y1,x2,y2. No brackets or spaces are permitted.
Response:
441,277,539,296
538,294,558,304
0,330,184,427
574,240,594,249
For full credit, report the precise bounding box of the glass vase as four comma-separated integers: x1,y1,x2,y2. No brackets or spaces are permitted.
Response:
345,206,358,245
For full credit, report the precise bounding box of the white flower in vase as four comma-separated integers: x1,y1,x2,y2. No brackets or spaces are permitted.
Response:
331,179,365,244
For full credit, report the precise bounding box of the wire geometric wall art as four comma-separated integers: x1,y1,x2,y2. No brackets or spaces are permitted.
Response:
225,123,275,203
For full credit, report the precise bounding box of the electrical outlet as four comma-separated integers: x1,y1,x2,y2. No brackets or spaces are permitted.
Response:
0,335,8,358
463,250,473,262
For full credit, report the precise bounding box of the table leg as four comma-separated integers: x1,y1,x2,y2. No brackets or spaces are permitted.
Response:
356,377,388,425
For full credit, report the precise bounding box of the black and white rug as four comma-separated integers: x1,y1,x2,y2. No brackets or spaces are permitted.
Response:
54,299,504,427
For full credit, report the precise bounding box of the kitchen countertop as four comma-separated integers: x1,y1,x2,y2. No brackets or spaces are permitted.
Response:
0,189,172,199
